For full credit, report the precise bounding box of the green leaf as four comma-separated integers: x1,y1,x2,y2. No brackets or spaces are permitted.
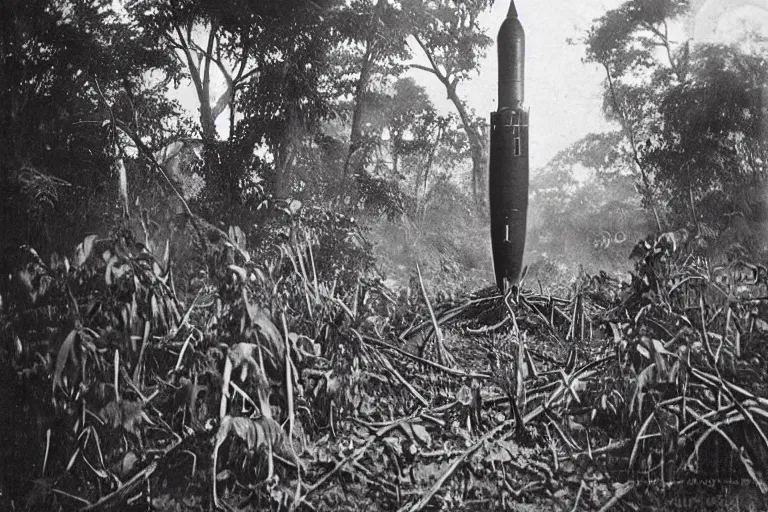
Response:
53,329,78,391
74,235,98,268
230,417,257,450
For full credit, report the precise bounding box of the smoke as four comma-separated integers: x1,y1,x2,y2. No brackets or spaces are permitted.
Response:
523,163,655,289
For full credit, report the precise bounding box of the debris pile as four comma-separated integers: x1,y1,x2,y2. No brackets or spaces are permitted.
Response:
2,229,768,511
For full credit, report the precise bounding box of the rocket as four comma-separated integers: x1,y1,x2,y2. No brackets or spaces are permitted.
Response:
489,0,529,291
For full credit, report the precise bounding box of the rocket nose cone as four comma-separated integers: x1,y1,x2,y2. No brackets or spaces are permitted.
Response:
507,0,518,18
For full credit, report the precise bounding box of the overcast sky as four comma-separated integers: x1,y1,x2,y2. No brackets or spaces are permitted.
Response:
182,0,768,172
411,0,768,171
409,0,625,170
179,0,625,170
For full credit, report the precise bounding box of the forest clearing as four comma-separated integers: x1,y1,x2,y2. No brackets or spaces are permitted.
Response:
2,0,768,510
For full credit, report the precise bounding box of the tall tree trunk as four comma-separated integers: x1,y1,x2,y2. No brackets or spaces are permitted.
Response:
275,103,301,198
445,82,487,210
602,63,659,227
342,0,387,184
172,21,232,142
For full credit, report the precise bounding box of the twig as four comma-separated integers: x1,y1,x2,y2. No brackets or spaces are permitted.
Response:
597,481,636,512
466,316,509,334
80,462,158,511
416,263,455,367
51,488,92,507
560,439,631,461
699,296,716,362
502,478,543,499
379,353,430,407
173,333,195,372
43,428,51,476
402,420,514,512
300,416,414,504
518,295,561,341
362,335,491,380
132,320,151,385
570,480,587,512
399,295,500,340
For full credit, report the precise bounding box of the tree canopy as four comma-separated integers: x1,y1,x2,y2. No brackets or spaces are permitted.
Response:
579,0,768,256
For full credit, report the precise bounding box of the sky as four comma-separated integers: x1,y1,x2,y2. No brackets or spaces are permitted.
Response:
175,0,626,172
407,0,626,170
176,0,768,172
405,0,768,171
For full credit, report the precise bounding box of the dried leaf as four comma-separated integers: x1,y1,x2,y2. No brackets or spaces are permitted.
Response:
216,470,233,481
215,416,234,447
104,255,118,286
229,265,247,282
116,452,138,477
410,423,432,447
456,384,472,406
651,339,669,374
382,436,402,456
99,400,147,434
631,364,656,417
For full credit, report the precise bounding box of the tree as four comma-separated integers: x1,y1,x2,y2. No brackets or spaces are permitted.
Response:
584,0,768,256
0,0,186,501
388,80,452,197
642,45,768,251
335,0,413,181
0,0,181,302
528,135,655,273
356,78,454,195
406,0,493,209
133,0,334,142
131,0,346,204
583,0,691,219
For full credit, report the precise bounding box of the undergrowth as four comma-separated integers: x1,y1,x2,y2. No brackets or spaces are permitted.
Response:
1,217,768,511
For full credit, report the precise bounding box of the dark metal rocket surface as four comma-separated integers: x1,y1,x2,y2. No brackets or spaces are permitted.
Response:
489,0,529,291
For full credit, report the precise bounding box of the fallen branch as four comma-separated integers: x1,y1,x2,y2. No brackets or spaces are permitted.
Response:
399,295,501,341
597,481,636,512
401,420,514,512
560,439,632,461
299,416,415,505
80,461,157,511
363,335,491,380
380,353,430,407
416,263,455,367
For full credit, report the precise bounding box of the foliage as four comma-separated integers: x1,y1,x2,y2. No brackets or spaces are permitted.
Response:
367,175,491,304
0,213,384,509
603,231,768,493
583,0,768,260
642,45,768,248
0,0,184,296
0,0,488,295
5,1,768,509
583,0,691,211
527,137,656,283
4,216,768,511
406,0,493,208
333,0,414,179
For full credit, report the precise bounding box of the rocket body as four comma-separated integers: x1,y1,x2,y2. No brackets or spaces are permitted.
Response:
489,1,529,291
